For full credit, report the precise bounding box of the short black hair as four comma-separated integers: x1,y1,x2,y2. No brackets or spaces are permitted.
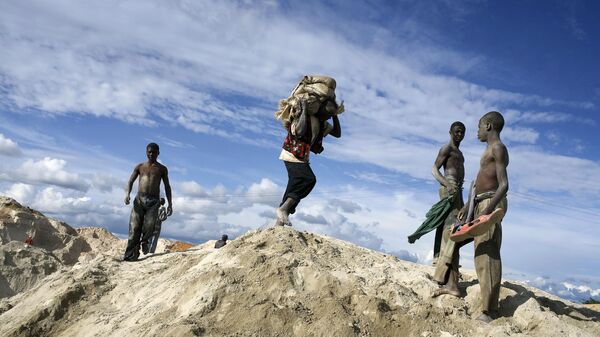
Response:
481,111,504,132
221,234,228,241
147,142,159,151
450,121,465,131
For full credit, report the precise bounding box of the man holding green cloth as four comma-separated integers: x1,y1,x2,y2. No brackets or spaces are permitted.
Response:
408,121,465,266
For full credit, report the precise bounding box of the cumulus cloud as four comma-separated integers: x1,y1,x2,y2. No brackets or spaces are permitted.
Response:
2,183,34,203
15,157,89,191
0,133,22,156
520,276,600,303
292,201,384,251
31,187,92,214
178,181,209,198
91,173,123,193
246,178,280,205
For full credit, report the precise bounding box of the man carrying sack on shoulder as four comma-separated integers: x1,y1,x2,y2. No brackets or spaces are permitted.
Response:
274,77,343,226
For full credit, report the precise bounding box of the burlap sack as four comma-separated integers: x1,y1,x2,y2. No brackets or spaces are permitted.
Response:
275,75,344,126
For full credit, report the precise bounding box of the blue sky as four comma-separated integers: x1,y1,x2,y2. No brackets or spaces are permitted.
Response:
1,0,599,302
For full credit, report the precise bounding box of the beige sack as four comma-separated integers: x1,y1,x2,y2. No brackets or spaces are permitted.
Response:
275,75,344,125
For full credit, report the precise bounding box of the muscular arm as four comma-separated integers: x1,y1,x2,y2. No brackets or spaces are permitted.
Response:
482,143,509,215
329,114,341,138
293,99,309,138
124,164,140,204
431,145,454,193
162,166,173,216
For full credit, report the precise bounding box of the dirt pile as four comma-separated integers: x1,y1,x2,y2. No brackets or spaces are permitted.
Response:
0,241,61,298
0,196,177,300
0,196,91,265
1,226,598,337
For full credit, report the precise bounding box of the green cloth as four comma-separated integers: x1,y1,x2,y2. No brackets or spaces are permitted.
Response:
408,194,454,244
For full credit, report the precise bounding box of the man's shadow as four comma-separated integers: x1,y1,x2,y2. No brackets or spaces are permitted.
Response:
499,282,600,322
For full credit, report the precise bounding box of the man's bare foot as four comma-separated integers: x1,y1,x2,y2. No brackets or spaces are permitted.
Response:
431,287,461,298
475,313,493,323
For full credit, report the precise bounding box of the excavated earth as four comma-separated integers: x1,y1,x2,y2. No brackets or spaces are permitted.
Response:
0,196,599,337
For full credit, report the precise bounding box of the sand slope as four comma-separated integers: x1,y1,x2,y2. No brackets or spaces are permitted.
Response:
1,225,599,337
0,196,183,301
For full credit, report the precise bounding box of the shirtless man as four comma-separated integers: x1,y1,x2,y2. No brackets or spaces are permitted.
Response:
123,143,173,261
407,122,465,250
466,111,509,323
275,98,341,226
433,112,508,323
431,121,466,264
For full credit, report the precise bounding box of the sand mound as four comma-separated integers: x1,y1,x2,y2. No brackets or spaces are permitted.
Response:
0,196,190,301
0,197,91,265
0,241,61,299
1,227,598,337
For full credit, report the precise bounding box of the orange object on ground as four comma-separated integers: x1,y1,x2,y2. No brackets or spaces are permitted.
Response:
168,241,194,252
450,208,505,242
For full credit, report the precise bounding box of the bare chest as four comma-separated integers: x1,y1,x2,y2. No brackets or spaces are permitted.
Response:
479,148,495,169
139,164,162,179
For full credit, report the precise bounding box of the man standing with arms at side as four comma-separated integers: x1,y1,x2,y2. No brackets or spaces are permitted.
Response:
123,143,173,261
466,111,509,322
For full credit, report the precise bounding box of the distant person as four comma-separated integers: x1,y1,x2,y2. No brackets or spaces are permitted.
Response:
148,198,169,254
433,111,509,324
407,122,465,264
24,235,33,246
214,234,228,249
275,98,341,226
123,143,173,261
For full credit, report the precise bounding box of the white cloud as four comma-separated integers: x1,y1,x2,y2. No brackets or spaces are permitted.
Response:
502,127,539,144
30,187,92,214
0,133,21,156
0,1,592,147
516,275,600,303
16,157,89,191
91,173,123,193
178,181,209,198
246,178,280,205
509,147,600,195
2,183,34,203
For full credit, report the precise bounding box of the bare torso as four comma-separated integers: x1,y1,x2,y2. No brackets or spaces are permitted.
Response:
475,142,509,194
136,162,166,198
443,146,465,183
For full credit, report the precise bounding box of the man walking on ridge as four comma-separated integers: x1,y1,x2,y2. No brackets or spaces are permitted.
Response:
123,142,172,261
